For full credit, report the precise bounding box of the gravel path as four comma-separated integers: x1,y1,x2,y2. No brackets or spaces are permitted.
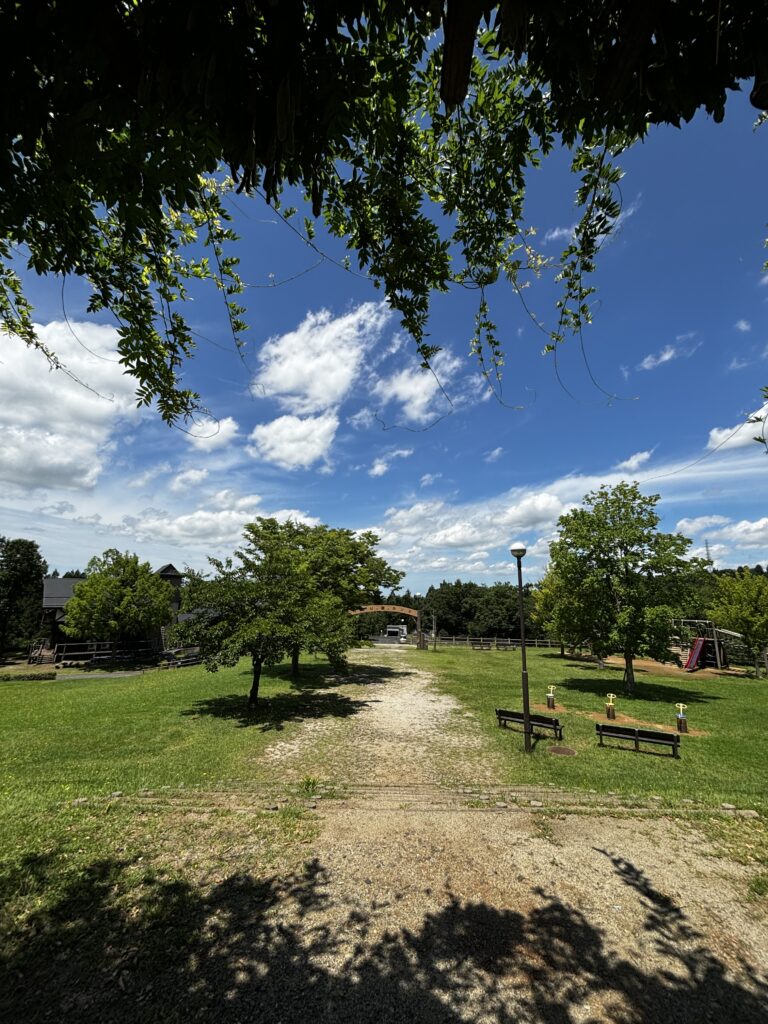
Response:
243,647,768,1023
260,647,504,787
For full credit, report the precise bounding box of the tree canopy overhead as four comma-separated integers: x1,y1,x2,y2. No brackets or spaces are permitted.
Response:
3,2,767,422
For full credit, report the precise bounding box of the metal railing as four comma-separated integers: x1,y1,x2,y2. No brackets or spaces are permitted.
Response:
368,634,559,648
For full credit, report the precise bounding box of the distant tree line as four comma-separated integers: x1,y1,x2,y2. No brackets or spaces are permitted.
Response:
3,511,767,682
353,580,545,640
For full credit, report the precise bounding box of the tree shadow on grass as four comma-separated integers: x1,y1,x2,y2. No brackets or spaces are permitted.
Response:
272,660,408,692
2,846,766,1024
181,690,372,731
558,675,722,705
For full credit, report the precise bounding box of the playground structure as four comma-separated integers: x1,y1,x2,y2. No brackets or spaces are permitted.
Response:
673,619,745,671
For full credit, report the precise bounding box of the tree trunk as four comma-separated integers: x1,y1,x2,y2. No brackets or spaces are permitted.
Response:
291,645,300,677
249,656,263,706
559,641,565,658
624,650,635,694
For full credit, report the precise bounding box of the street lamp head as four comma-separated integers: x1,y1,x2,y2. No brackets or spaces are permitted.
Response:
509,542,527,559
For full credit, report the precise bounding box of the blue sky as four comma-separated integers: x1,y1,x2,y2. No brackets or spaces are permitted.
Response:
1,91,767,591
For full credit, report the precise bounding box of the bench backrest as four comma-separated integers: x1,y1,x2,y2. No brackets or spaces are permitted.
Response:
596,723,676,742
498,709,559,727
636,727,676,742
596,723,634,738
529,713,560,726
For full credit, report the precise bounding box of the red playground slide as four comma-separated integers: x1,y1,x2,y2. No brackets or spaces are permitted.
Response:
684,637,706,671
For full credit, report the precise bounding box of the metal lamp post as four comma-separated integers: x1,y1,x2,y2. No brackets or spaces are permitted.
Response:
510,542,532,753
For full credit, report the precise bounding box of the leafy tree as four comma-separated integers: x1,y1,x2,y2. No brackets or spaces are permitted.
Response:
3,4,767,423
62,550,174,642
174,520,361,704
423,580,481,636
272,521,403,673
542,483,705,691
709,570,768,676
0,537,48,653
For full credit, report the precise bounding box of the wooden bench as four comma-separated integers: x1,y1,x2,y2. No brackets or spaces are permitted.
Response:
495,642,516,652
595,723,680,758
495,708,564,741
471,642,492,650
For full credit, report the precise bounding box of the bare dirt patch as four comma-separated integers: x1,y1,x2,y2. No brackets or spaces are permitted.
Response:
604,654,747,680
531,700,708,736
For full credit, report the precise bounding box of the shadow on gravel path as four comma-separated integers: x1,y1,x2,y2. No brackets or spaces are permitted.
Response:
2,850,766,1024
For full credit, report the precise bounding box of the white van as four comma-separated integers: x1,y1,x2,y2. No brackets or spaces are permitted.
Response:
385,624,408,643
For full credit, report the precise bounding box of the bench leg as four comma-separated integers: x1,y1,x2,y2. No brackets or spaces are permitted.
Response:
598,732,604,746
634,735,640,752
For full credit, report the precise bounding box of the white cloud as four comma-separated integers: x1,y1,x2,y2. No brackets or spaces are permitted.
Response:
185,416,240,451
420,473,441,487
111,499,321,550
129,462,172,489
484,446,504,463
246,412,339,470
760,274,768,287
252,303,391,414
543,196,640,247
728,356,750,371
0,321,140,491
413,492,565,551
615,450,653,472
637,345,678,371
706,402,768,450
497,493,565,532
210,490,262,511
368,449,413,477
637,337,701,371
709,517,768,548
371,350,462,425
543,224,575,245
675,515,731,534
169,468,209,493
348,408,376,430
734,319,751,332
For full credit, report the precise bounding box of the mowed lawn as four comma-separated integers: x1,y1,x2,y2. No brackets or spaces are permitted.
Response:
419,646,768,812
0,657,346,923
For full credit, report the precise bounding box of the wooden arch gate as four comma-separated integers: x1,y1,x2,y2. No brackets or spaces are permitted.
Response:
348,604,422,645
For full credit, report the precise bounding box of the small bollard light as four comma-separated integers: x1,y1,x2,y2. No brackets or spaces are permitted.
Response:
676,702,688,733
546,685,556,710
606,693,617,720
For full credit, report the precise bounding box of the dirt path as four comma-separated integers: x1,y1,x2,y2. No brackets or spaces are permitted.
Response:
239,647,768,1023
259,646,505,787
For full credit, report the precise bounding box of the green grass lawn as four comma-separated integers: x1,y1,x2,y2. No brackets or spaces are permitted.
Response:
0,657,340,929
2,647,766,1021
418,646,768,812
